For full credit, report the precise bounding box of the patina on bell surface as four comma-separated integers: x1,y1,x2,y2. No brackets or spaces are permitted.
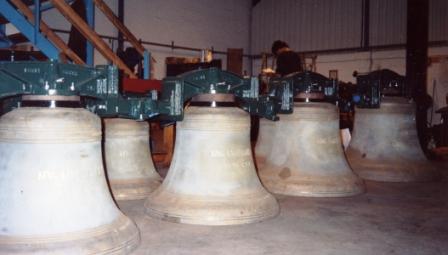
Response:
346,97,438,182
257,102,364,197
104,118,161,200
0,107,140,254
144,106,279,225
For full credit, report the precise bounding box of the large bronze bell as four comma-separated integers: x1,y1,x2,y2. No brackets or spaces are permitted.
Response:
104,118,161,200
257,102,364,197
254,118,275,168
144,106,279,225
0,107,140,254
346,97,438,182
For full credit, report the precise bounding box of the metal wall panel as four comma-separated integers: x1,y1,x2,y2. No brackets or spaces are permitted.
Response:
251,0,362,54
369,0,407,46
369,0,447,45
429,0,448,42
251,0,447,55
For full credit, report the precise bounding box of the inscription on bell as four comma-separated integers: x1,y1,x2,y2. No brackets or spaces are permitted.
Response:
210,148,251,158
228,160,252,169
37,167,102,181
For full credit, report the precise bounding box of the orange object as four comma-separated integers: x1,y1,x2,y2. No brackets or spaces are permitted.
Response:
122,77,162,93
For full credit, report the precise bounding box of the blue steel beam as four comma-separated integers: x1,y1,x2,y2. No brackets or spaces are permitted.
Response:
0,0,59,59
84,0,94,66
34,0,40,44
143,50,150,80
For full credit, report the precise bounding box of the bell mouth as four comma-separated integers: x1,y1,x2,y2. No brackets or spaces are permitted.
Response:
21,95,82,108
189,93,237,107
293,92,325,102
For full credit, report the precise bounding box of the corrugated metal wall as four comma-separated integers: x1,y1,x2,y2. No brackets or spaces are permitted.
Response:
370,0,447,45
251,0,362,54
251,0,447,54
369,0,407,46
429,0,448,42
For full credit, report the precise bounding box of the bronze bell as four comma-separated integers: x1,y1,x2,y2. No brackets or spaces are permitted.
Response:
257,102,364,197
0,107,140,254
144,106,279,225
104,118,161,200
255,118,275,168
346,97,438,182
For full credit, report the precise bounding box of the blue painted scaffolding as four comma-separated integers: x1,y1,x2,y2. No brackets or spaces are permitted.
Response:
0,0,150,79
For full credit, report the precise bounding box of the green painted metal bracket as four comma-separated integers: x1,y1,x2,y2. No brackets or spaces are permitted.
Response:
0,61,158,119
268,71,339,114
0,62,286,121
353,69,406,108
158,68,281,121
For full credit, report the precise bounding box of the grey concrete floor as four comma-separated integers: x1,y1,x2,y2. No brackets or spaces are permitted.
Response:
119,168,448,255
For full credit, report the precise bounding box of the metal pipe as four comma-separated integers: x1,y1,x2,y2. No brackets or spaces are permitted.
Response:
252,41,447,59
51,28,253,58
51,28,447,60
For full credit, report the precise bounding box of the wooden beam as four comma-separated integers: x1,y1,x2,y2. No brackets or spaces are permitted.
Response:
10,0,85,65
92,0,145,55
162,125,175,166
50,0,136,77
429,55,448,64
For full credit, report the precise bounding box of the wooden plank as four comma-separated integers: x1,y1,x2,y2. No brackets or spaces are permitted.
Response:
92,0,145,55
226,48,243,75
429,55,448,65
50,0,136,77
162,125,175,166
10,0,85,65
